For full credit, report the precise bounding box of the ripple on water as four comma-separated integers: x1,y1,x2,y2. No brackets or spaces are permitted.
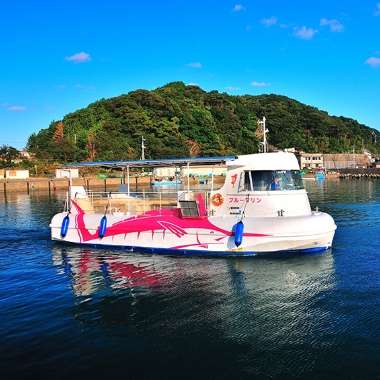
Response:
1,183,380,379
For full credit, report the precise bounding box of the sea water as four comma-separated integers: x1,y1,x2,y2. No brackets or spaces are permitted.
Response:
0,179,380,379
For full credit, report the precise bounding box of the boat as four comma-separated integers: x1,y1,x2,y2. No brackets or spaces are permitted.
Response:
315,172,325,180
50,152,336,256
151,179,182,186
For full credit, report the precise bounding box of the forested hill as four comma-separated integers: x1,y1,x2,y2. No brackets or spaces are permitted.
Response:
27,81,380,162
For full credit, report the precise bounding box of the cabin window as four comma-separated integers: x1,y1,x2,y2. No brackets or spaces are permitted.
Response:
270,170,304,190
251,171,270,191
238,171,254,192
238,170,304,191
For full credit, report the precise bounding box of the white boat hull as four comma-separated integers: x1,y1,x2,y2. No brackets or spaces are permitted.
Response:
50,211,335,255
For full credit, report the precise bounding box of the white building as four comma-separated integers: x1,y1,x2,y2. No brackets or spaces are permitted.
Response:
5,170,29,179
300,153,323,170
55,169,79,178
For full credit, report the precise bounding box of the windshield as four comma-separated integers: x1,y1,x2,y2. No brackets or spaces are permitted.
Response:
238,170,304,191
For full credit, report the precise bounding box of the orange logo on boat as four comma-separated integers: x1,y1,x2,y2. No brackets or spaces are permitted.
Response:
231,174,237,187
212,193,224,207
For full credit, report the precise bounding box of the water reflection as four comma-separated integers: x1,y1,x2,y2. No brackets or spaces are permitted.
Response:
52,246,168,297
223,253,337,342
50,245,339,377
52,245,336,329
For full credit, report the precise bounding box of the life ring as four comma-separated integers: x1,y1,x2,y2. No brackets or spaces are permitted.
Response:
212,193,224,207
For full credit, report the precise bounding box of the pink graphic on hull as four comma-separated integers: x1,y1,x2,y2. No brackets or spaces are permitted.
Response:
71,200,270,249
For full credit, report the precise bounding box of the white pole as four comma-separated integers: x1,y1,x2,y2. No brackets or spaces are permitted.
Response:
127,165,130,213
211,166,214,192
187,163,190,192
258,117,268,153
262,117,268,153
141,136,146,160
127,166,130,197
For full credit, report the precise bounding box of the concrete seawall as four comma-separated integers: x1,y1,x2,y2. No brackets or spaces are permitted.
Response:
0,176,226,193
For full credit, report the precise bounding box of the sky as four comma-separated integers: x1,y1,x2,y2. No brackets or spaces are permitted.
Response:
1,0,380,150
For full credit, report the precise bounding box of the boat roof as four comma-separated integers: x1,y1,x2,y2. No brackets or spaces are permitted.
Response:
60,155,237,169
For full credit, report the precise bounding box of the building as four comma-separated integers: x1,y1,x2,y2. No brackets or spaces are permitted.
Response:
323,154,371,169
19,150,34,159
300,153,323,170
55,169,79,178
299,152,372,170
5,170,29,179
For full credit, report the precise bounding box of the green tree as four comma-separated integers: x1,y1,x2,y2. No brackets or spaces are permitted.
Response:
0,145,19,167
25,81,380,163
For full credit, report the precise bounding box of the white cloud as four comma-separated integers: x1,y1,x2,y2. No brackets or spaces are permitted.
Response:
186,62,202,68
250,81,270,87
44,106,56,112
260,16,277,27
365,57,380,68
64,52,91,63
8,106,27,111
187,82,198,86
76,84,95,90
225,86,240,91
294,26,318,40
320,18,345,32
231,4,246,12
374,3,380,16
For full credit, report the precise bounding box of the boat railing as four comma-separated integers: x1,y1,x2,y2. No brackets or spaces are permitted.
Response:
63,192,70,213
72,189,210,216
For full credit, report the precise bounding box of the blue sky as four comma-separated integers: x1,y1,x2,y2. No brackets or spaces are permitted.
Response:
1,0,380,150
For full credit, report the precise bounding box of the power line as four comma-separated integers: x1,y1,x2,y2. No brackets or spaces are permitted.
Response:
0,140,27,143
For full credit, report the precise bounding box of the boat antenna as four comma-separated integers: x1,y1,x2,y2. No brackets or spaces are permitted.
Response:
258,117,269,153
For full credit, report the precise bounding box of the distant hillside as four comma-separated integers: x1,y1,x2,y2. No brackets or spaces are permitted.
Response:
26,81,380,162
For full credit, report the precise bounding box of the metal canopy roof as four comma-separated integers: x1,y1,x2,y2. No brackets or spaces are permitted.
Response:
60,155,237,170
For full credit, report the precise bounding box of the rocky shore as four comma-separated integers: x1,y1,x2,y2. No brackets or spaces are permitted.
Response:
338,168,380,179
339,173,380,179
